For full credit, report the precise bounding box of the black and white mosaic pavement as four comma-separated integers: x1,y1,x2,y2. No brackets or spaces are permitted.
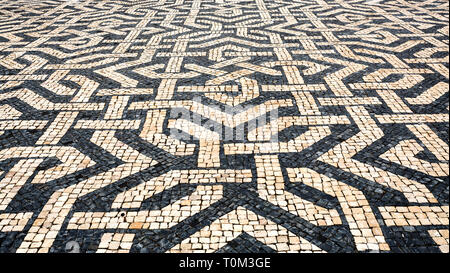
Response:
0,0,448,253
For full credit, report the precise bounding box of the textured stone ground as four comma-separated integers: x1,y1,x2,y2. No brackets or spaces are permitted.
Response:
0,0,448,253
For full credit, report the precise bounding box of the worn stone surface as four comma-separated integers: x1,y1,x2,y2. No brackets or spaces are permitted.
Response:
0,0,448,253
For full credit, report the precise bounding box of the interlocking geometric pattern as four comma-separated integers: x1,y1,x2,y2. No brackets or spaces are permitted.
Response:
0,0,448,253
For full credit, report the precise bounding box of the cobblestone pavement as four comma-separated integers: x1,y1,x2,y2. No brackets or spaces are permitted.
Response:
0,0,448,253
